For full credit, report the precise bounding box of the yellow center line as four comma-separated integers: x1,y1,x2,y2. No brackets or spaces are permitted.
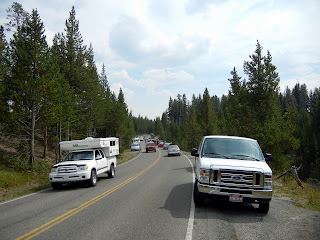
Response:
16,150,161,240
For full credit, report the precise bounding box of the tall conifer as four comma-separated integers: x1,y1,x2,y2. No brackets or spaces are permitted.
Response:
8,9,48,165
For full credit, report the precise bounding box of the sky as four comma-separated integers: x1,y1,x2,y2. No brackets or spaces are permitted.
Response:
0,0,319,119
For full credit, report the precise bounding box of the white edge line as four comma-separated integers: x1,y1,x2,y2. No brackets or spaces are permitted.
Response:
118,150,143,167
0,189,50,206
0,151,143,205
182,152,195,240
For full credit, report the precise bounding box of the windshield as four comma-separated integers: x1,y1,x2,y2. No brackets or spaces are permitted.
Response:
64,151,94,161
201,138,264,160
169,145,178,149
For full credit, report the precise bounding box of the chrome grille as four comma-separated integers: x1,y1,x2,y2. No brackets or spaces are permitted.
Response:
57,165,77,173
210,169,264,190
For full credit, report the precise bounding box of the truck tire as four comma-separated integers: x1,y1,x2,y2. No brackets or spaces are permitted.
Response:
88,169,97,187
258,202,270,213
51,182,62,189
108,164,115,178
194,181,205,207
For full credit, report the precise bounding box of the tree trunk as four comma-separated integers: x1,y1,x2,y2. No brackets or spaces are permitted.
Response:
30,101,35,166
55,122,59,163
43,125,47,159
59,117,62,160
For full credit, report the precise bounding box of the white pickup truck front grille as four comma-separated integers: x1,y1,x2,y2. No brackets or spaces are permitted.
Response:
57,166,77,173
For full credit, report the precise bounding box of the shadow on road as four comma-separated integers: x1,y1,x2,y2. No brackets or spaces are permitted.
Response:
162,182,266,223
161,182,192,219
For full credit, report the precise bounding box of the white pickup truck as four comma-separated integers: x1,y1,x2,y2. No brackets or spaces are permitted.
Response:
191,135,273,213
49,137,119,189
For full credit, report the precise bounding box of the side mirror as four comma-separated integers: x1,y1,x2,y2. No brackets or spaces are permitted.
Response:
96,156,102,160
264,153,272,162
191,148,199,157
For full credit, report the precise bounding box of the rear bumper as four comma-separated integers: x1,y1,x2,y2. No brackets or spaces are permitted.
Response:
197,181,272,203
168,152,180,156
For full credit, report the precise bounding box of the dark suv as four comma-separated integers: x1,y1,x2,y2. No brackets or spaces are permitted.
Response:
146,142,156,152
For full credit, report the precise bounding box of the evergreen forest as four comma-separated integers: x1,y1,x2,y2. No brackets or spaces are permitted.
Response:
133,43,320,180
0,3,135,165
0,3,319,181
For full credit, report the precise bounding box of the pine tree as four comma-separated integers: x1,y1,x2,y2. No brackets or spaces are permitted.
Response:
185,105,202,149
244,40,280,123
115,89,128,145
201,88,217,135
309,88,320,179
59,6,88,139
99,64,113,137
8,9,49,165
225,67,250,136
5,2,28,32
243,41,298,169
64,6,86,91
0,26,9,122
81,43,103,136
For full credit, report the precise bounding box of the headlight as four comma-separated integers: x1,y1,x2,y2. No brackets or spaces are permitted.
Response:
264,175,272,190
78,165,89,171
199,169,210,183
51,167,57,173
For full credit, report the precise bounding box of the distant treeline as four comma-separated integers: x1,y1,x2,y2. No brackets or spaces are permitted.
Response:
133,41,320,180
0,3,135,165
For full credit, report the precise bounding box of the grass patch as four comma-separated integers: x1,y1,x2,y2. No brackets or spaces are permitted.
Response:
0,160,52,202
273,176,320,211
117,148,139,165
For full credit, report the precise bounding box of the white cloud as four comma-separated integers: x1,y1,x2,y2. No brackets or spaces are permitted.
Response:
185,0,224,15
110,82,134,102
109,14,211,68
143,69,195,84
279,72,320,93
109,70,143,87
0,0,319,119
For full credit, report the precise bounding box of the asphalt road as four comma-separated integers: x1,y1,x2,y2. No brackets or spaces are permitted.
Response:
0,143,319,240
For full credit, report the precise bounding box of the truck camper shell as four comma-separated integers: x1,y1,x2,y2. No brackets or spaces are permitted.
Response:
60,137,119,157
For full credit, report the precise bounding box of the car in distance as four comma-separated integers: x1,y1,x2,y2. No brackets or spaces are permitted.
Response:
158,141,164,147
131,143,140,151
146,142,156,152
163,142,171,150
168,145,180,156
191,135,273,213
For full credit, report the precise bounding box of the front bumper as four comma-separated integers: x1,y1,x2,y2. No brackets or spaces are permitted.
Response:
197,181,272,203
49,171,91,183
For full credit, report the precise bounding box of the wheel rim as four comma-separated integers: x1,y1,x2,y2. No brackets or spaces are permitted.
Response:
92,171,97,184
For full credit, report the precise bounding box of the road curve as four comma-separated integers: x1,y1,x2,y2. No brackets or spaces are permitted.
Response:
0,144,319,240
0,145,194,240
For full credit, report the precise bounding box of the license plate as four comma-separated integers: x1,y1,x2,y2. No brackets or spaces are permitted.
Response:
229,195,243,202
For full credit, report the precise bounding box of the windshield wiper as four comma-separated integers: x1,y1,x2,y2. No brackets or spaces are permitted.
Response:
204,152,229,159
231,154,259,161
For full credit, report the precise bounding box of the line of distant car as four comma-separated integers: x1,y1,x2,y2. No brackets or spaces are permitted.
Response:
130,137,181,157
